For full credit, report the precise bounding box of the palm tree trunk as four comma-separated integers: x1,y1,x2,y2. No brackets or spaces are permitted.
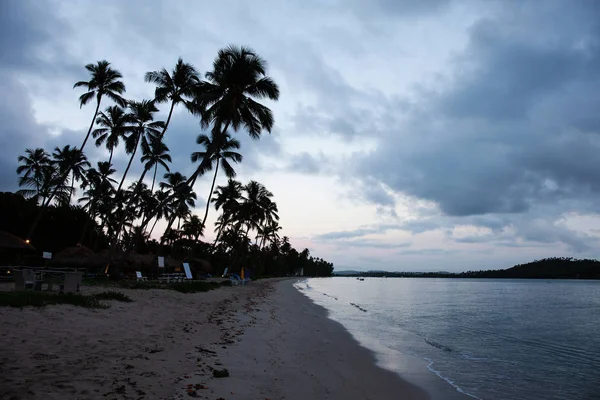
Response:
149,216,160,236
69,172,75,205
113,166,149,242
141,120,233,232
81,97,102,151
158,100,175,141
201,157,219,228
150,163,158,193
108,148,114,167
117,132,141,194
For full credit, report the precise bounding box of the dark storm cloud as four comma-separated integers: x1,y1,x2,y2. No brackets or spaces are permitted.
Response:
0,0,83,191
355,1,600,222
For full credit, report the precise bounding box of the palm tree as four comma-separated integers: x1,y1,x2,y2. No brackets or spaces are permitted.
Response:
141,135,171,194
145,58,200,140
52,145,91,204
16,148,52,204
138,46,279,231
191,129,242,230
211,179,242,243
79,162,117,243
92,105,135,166
191,45,280,139
148,189,173,237
73,60,127,151
182,214,204,242
116,100,164,194
35,165,72,206
159,172,196,245
238,181,275,240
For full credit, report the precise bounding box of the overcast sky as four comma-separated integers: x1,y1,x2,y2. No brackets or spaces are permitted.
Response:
2,0,600,272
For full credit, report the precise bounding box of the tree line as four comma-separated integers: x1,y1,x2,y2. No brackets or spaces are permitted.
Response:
10,45,334,278
337,257,600,279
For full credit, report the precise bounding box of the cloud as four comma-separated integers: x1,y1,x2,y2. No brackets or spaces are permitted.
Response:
354,1,600,222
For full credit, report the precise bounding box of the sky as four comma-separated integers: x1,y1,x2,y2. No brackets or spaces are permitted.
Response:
2,0,600,272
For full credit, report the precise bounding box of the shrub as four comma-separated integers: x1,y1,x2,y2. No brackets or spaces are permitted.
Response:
93,291,133,302
0,291,107,308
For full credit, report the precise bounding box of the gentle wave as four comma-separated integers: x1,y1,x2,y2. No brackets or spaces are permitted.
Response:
424,357,484,400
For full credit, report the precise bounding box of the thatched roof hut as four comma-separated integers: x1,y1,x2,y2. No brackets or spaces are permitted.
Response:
50,245,107,270
0,230,35,251
0,230,36,267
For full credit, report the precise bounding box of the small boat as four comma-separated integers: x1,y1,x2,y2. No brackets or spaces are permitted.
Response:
358,278,365,281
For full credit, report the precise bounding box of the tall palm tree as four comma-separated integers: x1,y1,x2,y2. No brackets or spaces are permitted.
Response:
92,105,135,166
73,60,127,151
16,148,52,204
191,129,242,229
138,46,279,231
52,145,91,204
116,100,164,194
144,58,200,140
191,45,280,139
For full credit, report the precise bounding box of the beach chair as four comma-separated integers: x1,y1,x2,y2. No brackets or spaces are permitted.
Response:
135,271,147,281
182,263,193,280
60,272,82,294
230,274,244,286
14,269,37,290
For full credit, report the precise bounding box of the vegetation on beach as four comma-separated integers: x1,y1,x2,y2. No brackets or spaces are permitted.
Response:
4,45,334,278
0,290,133,308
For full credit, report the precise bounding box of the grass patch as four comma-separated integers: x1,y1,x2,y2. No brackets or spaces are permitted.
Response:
0,291,108,309
169,281,221,293
116,281,164,290
93,290,133,302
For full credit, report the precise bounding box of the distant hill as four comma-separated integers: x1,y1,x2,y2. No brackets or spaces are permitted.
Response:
337,258,600,280
334,270,362,276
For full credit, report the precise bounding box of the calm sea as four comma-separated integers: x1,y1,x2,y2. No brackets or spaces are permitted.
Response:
295,277,600,400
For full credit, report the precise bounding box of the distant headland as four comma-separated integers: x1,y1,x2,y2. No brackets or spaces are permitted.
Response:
335,257,600,280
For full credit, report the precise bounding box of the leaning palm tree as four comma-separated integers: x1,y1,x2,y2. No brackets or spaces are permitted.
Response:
52,145,91,204
16,148,52,204
73,60,127,151
116,100,164,194
138,46,279,231
92,105,135,166
191,45,280,139
190,129,242,228
145,58,200,140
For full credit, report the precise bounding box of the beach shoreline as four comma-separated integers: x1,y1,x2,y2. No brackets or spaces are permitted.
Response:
2,279,449,399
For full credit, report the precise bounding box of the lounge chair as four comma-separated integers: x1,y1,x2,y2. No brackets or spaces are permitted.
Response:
182,263,193,280
60,272,82,294
135,271,147,281
14,269,39,290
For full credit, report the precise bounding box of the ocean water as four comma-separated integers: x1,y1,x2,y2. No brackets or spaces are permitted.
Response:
295,277,600,400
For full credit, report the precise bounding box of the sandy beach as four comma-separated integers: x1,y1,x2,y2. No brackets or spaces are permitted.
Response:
1,279,429,400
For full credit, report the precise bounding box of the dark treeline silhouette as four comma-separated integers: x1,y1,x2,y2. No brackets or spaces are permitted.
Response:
338,257,600,280
0,192,108,252
8,45,334,278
